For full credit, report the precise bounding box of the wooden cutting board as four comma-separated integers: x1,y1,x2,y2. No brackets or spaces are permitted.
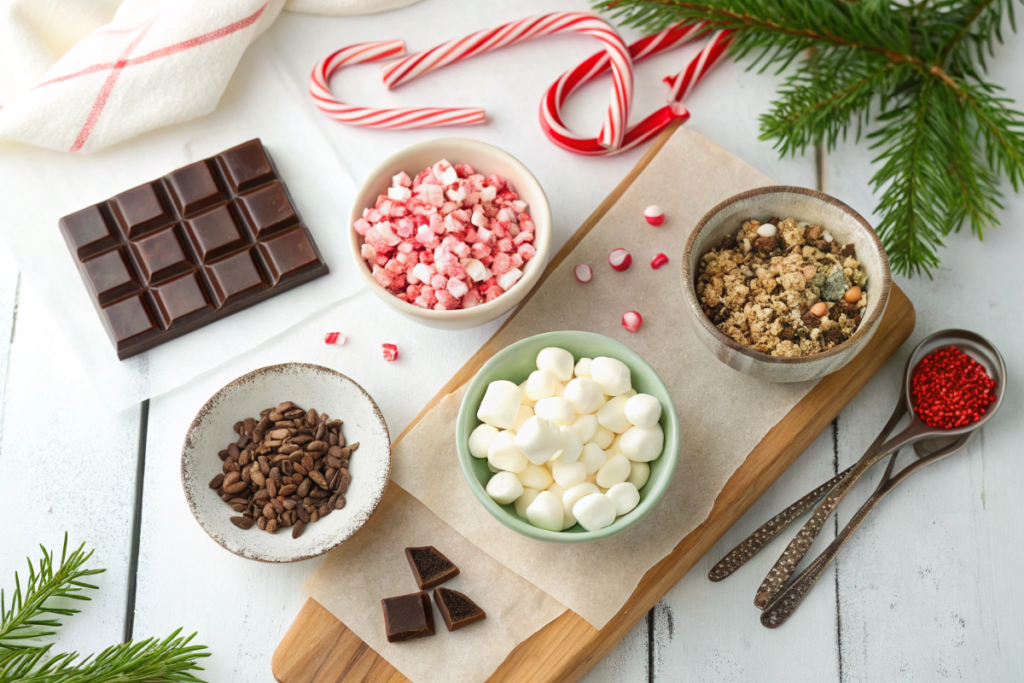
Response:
272,122,916,683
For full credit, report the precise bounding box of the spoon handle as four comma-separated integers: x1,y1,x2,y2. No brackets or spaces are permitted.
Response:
708,465,853,581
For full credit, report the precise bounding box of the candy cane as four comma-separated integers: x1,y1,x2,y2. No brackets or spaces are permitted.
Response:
541,27,733,156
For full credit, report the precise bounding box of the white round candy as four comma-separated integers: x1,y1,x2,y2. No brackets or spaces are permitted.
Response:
590,357,631,396
564,377,605,415
556,425,583,464
597,395,632,434
587,424,615,449
596,453,631,488
624,393,662,429
619,424,664,462
562,482,600,516
514,416,563,465
534,397,576,426
525,369,556,401
518,380,535,407
627,461,650,489
570,414,598,444
487,430,528,472
606,482,640,516
476,380,522,430
579,443,608,475
573,493,616,531
486,471,524,505
526,491,564,531
757,222,777,237
536,347,575,382
468,424,498,458
516,462,554,491
514,488,541,518
552,461,587,489
574,357,593,378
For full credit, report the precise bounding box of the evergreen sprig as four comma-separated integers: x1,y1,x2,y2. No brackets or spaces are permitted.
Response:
598,0,1024,276
0,535,210,682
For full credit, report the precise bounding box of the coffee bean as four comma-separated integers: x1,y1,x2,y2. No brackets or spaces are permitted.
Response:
325,455,341,470
229,497,249,506
279,444,300,454
224,481,249,494
297,479,312,498
223,471,240,487
335,470,351,494
328,432,338,447
300,454,314,472
257,516,267,530
318,503,331,518
278,484,297,496
263,503,276,519
238,449,251,466
310,488,329,500
209,473,224,489
306,409,319,427
250,469,266,488
314,423,327,441
258,456,270,475
266,478,277,498
349,442,360,454
308,471,328,489
236,433,251,449
334,494,346,510
282,498,297,510
284,409,306,420
292,434,312,445
231,516,255,530
231,503,247,513
297,507,310,523
310,510,319,524
292,519,306,539
269,428,290,440
253,489,269,502
270,467,282,483
307,440,326,453
293,463,308,477
266,519,279,534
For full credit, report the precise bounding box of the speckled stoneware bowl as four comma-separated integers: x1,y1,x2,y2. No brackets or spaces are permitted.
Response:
681,186,891,383
181,363,391,562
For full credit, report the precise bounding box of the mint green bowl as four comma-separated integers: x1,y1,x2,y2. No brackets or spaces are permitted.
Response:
456,331,679,543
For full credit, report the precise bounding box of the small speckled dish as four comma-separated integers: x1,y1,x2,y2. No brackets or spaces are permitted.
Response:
681,186,892,383
181,363,391,562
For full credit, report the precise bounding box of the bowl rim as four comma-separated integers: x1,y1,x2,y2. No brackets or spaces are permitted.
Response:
455,331,680,543
347,137,552,321
681,185,892,365
180,362,392,563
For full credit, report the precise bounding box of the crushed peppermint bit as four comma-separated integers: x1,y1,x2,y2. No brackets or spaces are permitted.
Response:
324,332,347,345
382,344,399,362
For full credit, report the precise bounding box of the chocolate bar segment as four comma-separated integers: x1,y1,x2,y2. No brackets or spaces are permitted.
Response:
59,139,329,360
433,587,486,632
405,546,460,590
382,592,435,643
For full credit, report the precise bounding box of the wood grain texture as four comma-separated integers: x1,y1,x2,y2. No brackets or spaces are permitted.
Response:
272,121,917,683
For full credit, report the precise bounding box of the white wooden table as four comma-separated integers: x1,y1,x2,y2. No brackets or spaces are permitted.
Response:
3,2,1023,681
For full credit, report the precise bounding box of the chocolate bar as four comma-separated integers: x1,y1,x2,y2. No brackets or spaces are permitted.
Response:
433,587,486,632
59,139,329,360
405,546,460,590
382,592,435,643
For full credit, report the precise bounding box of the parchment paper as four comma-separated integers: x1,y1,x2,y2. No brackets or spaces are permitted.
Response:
390,128,819,629
303,485,566,683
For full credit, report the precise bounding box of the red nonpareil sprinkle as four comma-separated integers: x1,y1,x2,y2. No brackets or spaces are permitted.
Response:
910,345,996,429
382,343,399,362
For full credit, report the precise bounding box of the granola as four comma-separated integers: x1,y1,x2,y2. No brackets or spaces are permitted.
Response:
695,218,868,357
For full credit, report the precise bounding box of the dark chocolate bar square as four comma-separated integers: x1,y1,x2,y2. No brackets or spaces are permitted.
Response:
405,546,460,590
433,587,486,632
382,592,435,643
58,139,329,360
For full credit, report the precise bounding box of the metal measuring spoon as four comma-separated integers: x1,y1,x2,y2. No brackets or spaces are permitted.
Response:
758,329,1005,627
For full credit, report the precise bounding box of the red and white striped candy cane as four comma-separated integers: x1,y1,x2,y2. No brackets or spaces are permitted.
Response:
540,27,733,155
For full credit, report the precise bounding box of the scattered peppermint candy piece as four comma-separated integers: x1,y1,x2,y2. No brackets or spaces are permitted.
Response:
324,332,347,345
622,311,643,332
575,264,593,283
382,343,399,362
609,248,632,272
643,205,665,226
650,253,669,269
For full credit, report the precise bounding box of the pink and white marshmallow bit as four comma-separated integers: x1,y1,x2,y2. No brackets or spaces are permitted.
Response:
575,264,593,283
643,205,665,226
650,253,669,269
324,332,347,345
382,343,399,362
622,311,643,332
609,248,632,272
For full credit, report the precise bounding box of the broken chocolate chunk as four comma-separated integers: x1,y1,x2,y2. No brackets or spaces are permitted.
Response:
841,243,857,257
805,225,823,241
779,324,796,341
433,587,486,633
824,326,845,345
754,235,781,254
405,546,460,590
802,312,823,329
382,592,435,643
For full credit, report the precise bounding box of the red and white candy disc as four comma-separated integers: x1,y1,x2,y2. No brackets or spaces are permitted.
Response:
575,264,593,283
609,248,632,272
644,205,665,226
622,311,643,332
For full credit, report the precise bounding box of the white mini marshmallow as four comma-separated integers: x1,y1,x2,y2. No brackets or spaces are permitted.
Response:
552,381,566,397
623,389,637,398
619,424,665,462
514,416,563,465
607,432,623,455
590,357,632,396
534,397,575,426
579,443,608,475
574,357,593,378
468,424,499,459
573,493,616,531
526,369,557,401
387,185,412,202
587,424,615,450
486,471,523,505
570,414,598,444
513,405,534,432
596,453,631,488
584,473,599,486
562,482,600,517
625,394,662,429
627,461,650,489
556,425,583,464
487,430,527,473
518,380,535,407
496,267,523,291
487,462,500,473
536,347,575,382
552,461,587,489
462,258,489,282
564,377,606,415
477,380,522,430
514,488,541,518
606,482,641,516
597,395,632,434
516,462,554,491
546,482,566,497
543,483,571,529
526,491,564,531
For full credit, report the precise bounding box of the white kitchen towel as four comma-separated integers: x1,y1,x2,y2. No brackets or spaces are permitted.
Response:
0,0,423,153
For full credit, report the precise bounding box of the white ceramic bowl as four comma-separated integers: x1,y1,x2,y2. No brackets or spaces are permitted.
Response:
348,138,551,330
181,363,391,562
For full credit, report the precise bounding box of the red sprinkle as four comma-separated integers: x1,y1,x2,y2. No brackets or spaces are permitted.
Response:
382,343,399,362
650,253,669,269
622,311,642,332
911,345,996,429
324,332,346,345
